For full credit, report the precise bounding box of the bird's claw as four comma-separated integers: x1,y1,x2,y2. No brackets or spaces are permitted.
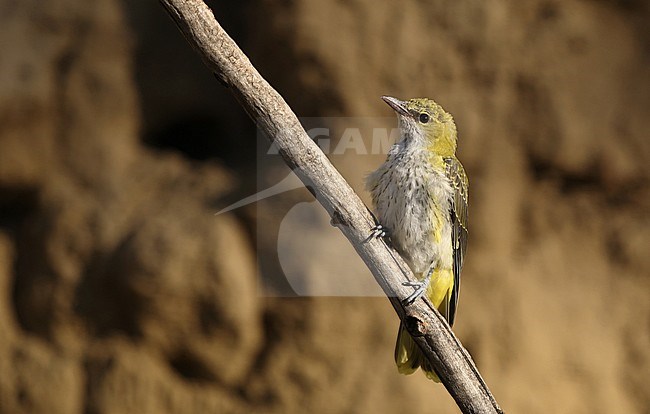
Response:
371,224,388,238
401,262,435,306
365,224,389,242
402,280,427,305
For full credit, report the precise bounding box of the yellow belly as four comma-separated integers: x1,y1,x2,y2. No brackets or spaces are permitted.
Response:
425,267,454,312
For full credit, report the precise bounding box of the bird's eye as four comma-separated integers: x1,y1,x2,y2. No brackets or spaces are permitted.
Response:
419,113,430,123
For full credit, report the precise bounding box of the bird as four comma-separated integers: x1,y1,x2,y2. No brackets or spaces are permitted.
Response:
366,96,468,381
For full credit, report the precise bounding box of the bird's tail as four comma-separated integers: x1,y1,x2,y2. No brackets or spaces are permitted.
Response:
394,322,440,382
394,275,453,382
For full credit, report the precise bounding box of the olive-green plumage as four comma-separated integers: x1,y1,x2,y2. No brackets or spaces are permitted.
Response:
366,96,468,381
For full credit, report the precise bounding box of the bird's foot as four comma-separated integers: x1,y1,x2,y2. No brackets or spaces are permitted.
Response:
401,266,434,306
370,224,388,238
402,281,428,306
365,224,390,242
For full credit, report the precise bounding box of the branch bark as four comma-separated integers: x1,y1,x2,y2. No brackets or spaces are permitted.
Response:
159,1,503,413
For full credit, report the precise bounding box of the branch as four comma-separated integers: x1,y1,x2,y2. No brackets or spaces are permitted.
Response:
159,1,503,412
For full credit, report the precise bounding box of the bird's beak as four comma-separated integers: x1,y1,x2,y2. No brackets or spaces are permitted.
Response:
381,96,410,117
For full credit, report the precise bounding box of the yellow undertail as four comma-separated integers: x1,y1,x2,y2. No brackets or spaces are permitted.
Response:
394,268,454,382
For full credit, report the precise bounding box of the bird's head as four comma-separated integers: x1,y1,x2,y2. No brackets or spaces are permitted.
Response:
382,96,458,157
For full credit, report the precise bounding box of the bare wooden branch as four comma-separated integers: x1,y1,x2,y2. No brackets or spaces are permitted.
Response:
158,1,503,412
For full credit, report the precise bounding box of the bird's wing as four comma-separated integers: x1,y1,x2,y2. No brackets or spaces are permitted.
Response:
444,157,468,327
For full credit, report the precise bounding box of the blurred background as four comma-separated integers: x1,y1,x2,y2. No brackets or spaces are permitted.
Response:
1,0,649,413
